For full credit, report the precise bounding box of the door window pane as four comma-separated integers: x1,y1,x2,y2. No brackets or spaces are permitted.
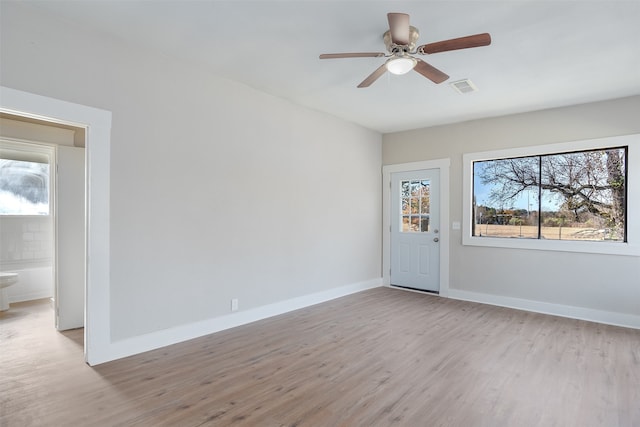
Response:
400,179,430,232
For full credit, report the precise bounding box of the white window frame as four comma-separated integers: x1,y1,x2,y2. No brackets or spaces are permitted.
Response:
462,134,640,257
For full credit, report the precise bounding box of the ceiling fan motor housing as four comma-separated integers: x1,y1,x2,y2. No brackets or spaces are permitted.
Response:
383,26,420,53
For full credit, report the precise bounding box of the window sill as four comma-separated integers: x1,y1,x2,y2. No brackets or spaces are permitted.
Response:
462,234,640,257
0,215,51,218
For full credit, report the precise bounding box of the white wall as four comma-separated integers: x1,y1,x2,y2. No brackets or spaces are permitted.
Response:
383,96,640,326
0,216,53,302
1,3,381,349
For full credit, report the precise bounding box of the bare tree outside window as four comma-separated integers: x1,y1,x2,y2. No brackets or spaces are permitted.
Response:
473,147,626,242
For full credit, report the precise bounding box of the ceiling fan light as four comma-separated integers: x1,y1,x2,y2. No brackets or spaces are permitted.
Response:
386,56,417,75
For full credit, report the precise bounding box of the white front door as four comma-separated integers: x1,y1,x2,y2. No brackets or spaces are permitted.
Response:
56,145,85,330
390,169,440,292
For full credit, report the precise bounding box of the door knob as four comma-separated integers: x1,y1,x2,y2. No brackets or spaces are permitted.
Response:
433,237,439,242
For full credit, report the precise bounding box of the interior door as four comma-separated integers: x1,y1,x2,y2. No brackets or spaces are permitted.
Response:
390,169,440,292
56,145,85,330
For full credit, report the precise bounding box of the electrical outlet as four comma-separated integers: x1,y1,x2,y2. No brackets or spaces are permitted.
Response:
231,298,239,312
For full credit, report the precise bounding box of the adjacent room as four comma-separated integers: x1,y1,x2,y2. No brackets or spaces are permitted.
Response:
1,1,639,426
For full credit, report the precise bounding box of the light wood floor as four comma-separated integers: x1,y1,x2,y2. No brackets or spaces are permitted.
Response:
1,288,639,427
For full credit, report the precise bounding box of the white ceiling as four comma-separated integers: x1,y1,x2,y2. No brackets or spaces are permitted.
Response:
24,1,640,133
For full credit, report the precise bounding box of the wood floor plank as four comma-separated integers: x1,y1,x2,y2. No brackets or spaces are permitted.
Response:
2,288,639,426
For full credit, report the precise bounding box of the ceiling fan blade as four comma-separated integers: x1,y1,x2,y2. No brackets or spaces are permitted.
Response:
417,33,492,55
357,64,388,88
413,59,449,84
387,13,410,45
319,52,385,59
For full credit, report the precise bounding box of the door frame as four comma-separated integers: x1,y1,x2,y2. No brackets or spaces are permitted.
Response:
1,86,112,365
1,137,85,330
55,145,86,330
383,159,450,296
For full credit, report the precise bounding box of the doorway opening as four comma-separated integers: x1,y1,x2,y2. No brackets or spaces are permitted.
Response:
1,86,112,365
0,116,86,332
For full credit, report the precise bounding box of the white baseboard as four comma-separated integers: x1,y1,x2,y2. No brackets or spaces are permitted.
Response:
95,278,383,365
447,289,640,330
9,290,53,303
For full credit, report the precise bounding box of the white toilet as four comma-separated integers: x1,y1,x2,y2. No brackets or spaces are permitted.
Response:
0,272,19,311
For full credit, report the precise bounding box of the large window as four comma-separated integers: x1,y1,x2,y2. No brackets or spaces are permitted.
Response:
473,147,626,242
462,135,640,256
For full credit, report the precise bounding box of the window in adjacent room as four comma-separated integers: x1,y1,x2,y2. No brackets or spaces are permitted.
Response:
0,144,51,215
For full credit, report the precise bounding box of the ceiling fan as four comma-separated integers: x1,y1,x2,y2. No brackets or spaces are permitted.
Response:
319,13,491,88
